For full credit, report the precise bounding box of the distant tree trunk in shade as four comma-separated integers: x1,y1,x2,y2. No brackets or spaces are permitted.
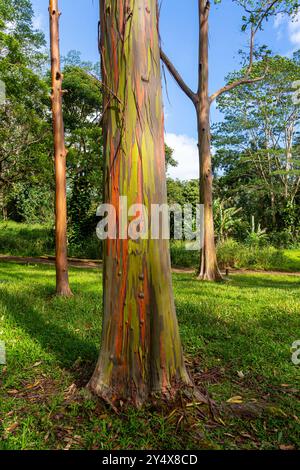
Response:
49,0,72,296
88,0,191,406
196,0,222,281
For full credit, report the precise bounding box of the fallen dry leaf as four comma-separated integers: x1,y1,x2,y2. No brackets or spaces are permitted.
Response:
65,383,77,396
240,432,254,439
227,395,243,404
32,361,42,368
224,432,235,438
64,439,72,451
216,417,226,426
279,444,295,451
25,380,41,390
6,422,19,433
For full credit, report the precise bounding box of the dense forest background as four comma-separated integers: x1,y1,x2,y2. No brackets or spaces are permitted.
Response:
1,0,300,267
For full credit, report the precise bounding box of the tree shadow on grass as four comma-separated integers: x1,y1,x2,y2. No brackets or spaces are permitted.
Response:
0,265,102,299
0,287,99,379
230,275,300,290
175,296,299,401
173,273,300,291
0,265,57,285
176,297,298,373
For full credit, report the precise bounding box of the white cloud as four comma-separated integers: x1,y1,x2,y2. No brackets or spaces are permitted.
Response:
288,11,300,48
273,13,285,40
274,12,285,29
32,14,44,31
165,133,199,181
274,11,300,50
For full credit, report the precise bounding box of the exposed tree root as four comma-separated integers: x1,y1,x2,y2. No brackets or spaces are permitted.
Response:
55,286,73,297
87,377,208,411
197,272,224,282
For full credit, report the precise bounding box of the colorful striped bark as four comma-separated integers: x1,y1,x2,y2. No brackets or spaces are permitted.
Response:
88,0,190,405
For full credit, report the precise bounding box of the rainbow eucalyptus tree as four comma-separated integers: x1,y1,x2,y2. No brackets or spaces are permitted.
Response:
88,0,191,406
161,0,300,282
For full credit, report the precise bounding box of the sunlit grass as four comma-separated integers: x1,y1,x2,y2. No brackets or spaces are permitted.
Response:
0,262,299,449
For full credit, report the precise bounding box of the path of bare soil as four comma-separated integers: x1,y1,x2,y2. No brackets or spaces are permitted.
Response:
1,255,300,276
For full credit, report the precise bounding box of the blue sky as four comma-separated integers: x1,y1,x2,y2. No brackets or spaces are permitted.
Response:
31,0,300,179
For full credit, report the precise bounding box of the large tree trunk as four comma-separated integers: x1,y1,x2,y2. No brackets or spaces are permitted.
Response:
197,0,222,282
49,0,72,297
88,0,190,406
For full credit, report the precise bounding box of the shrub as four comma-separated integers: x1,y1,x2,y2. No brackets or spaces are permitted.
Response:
170,239,285,271
68,234,102,260
217,238,285,271
268,231,300,249
170,241,198,268
216,238,239,269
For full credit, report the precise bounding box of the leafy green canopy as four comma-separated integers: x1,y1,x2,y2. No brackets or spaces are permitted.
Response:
213,52,300,240
60,53,103,244
0,0,53,223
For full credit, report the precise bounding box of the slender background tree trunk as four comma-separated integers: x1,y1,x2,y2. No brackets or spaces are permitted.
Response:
197,0,222,281
88,0,190,406
49,0,72,297
161,0,274,282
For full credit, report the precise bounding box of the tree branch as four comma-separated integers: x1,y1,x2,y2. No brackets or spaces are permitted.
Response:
210,0,280,104
209,75,265,103
160,49,198,105
254,0,280,35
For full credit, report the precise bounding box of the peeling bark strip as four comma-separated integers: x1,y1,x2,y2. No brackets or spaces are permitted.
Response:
88,0,190,405
49,0,72,296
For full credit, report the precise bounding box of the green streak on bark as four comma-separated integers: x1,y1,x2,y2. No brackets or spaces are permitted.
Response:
89,0,190,406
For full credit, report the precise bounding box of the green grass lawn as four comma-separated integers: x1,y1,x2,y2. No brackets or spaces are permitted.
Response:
280,250,300,272
0,262,299,450
0,221,55,257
